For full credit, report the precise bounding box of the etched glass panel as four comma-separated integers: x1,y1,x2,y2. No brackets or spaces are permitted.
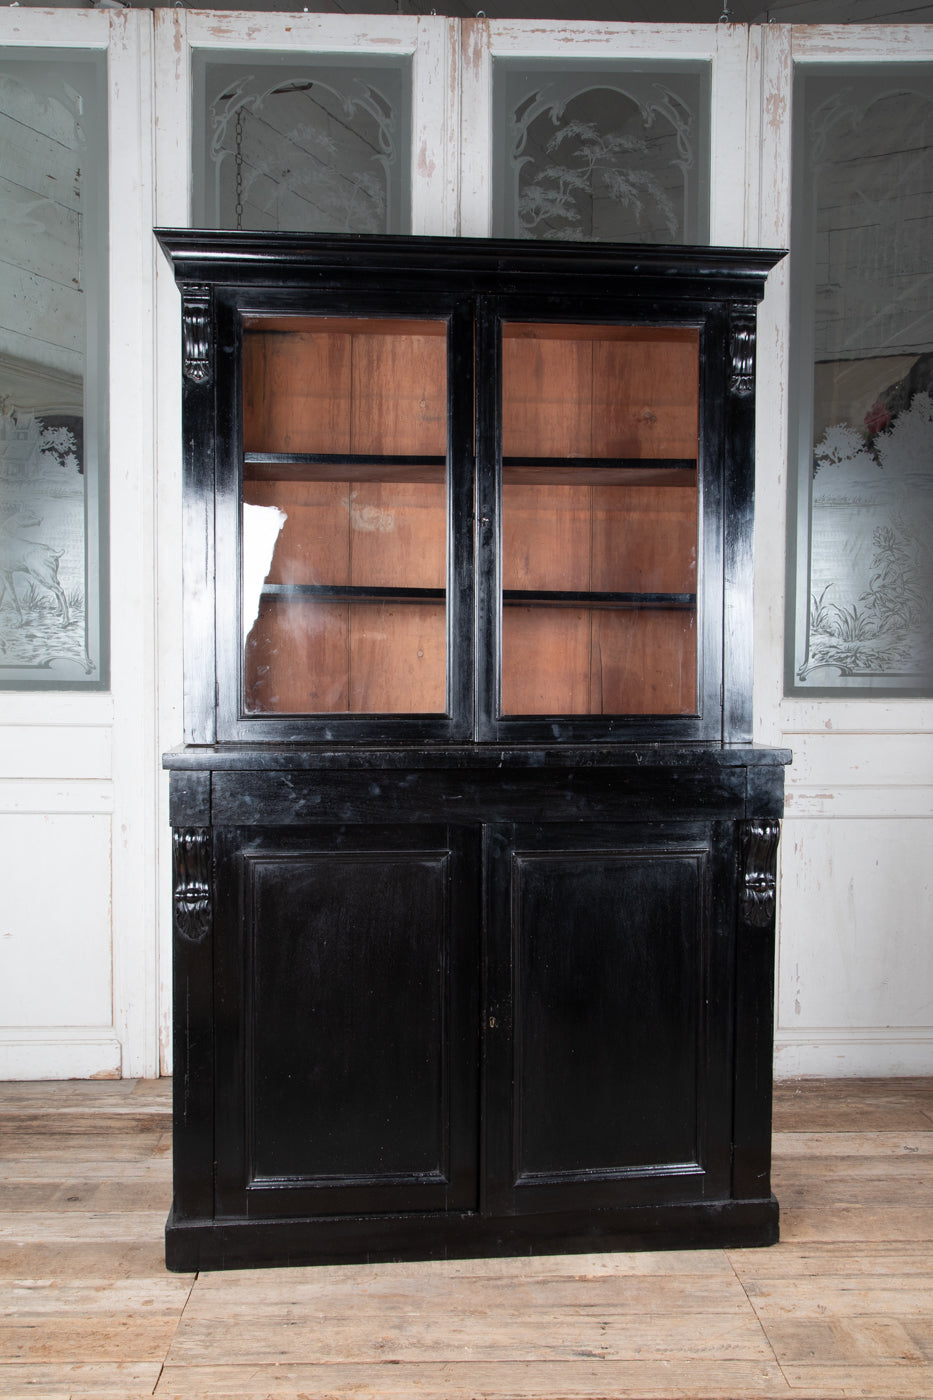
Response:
493,61,709,243
193,53,411,234
788,65,933,694
0,50,108,688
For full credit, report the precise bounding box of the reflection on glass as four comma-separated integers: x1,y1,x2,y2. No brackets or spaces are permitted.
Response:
241,316,448,714
789,64,933,694
0,50,108,688
499,322,699,716
192,53,411,234
493,61,709,243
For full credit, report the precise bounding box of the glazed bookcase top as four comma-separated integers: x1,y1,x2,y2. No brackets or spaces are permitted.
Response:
158,230,785,747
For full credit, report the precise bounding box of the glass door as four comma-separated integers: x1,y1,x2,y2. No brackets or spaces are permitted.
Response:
491,317,701,728
214,292,474,743
241,315,449,716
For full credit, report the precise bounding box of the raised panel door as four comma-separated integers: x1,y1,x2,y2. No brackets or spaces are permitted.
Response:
483,821,735,1216
212,822,481,1220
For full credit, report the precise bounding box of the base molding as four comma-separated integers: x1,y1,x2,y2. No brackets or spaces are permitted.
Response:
0,1027,122,1080
165,1197,780,1273
774,1029,933,1078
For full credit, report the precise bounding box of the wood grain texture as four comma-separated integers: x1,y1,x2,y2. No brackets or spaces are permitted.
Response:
0,1076,931,1399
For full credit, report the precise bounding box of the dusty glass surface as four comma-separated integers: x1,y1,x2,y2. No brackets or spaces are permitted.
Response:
193,52,411,234
493,60,709,243
498,321,699,716
788,64,933,694
0,50,108,688
241,316,448,714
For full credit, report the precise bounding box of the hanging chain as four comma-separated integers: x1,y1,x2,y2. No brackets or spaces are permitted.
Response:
234,107,244,231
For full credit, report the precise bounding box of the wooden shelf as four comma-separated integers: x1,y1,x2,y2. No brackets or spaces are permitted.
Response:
503,590,696,610
503,459,696,487
262,584,445,604
244,454,446,484
244,454,697,487
260,584,696,611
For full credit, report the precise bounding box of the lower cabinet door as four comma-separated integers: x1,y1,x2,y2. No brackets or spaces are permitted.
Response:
212,822,480,1220
483,821,736,1216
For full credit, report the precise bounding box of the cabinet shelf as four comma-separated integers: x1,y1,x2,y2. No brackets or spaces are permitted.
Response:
504,590,696,610
260,583,696,610
244,453,697,487
244,453,446,484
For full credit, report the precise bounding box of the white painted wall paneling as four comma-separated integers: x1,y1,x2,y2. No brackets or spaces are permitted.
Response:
459,20,753,244
0,8,160,1079
754,24,933,1076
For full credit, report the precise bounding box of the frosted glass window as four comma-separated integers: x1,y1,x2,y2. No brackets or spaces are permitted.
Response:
0,50,108,688
493,61,709,243
193,53,411,234
788,65,933,694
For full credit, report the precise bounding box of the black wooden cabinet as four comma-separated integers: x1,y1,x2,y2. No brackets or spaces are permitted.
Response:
159,231,788,1271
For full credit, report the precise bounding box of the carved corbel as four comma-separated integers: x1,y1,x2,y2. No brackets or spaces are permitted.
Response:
729,315,756,397
182,285,212,384
173,828,212,943
739,819,780,929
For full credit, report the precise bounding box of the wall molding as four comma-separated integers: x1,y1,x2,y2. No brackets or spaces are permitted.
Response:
0,1027,122,1080
775,1027,933,1078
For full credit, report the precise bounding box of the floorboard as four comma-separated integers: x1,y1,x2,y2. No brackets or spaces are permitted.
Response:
0,1076,931,1399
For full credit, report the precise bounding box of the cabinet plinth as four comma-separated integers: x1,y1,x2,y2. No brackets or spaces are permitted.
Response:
159,230,788,1272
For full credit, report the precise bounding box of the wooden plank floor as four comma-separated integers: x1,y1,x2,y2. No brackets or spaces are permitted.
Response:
1,1078,932,1399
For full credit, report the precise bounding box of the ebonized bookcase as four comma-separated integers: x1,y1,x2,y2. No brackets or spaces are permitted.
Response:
158,230,789,1272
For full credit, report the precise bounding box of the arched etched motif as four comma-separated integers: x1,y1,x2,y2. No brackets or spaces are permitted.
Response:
200,62,406,235
498,65,707,244
173,828,212,943
739,819,780,929
182,287,212,385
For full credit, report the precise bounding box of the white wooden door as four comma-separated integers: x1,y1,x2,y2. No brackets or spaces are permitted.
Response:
0,8,158,1078
1,13,931,1080
754,24,933,1075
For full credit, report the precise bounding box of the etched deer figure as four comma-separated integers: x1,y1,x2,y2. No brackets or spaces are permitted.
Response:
0,506,70,625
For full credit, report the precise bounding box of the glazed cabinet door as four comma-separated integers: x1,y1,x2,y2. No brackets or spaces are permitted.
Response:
483,820,737,1216
211,290,475,744
211,822,481,1221
475,298,730,743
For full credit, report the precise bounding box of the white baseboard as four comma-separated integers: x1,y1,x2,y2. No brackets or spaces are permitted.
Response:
0,1027,122,1080
774,1028,933,1078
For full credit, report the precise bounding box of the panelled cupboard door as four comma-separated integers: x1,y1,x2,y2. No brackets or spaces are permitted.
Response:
211,823,481,1219
483,821,736,1216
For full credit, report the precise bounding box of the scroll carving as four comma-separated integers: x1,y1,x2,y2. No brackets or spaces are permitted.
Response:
729,318,756,396
739,819,780,928
173,828,211,943
182,285,212,384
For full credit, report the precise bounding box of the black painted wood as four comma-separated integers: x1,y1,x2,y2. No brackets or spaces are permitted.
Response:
485,823,712,1217
159,231,789,1272
211,824,480,1221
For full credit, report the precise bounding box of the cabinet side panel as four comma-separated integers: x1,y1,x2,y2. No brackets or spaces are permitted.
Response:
170,826,214,1227
732,816,780,1201
181,326,217,746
